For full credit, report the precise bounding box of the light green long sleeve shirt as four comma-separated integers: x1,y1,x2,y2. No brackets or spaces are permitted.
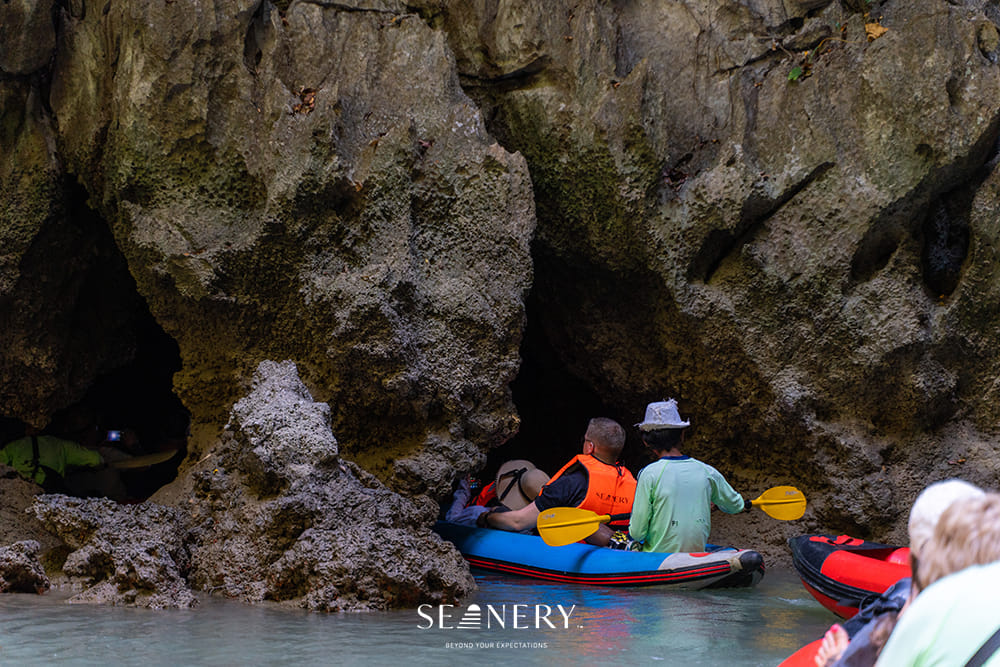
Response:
876,560,1000,667
628,455,745,553
0,435,103,486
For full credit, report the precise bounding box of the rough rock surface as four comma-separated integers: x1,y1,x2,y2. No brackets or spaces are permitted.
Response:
0,466,64,560
169,359,473,610
2,0,535,498
430,0,1000,550
0,540,50,594
10,361,473,609
31,496,196,608
3,0,1000,602
52,0,534,501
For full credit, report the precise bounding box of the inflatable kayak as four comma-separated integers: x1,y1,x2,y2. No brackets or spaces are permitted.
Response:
789,534,910,618
434,521,765,588
777,639,823,667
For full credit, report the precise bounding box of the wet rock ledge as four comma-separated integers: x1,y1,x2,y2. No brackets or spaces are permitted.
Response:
7,361,473,610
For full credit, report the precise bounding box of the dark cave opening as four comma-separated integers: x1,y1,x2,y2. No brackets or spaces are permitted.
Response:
487,306,605,479
49,308,190,502
0,180,188,502
485,287,648,485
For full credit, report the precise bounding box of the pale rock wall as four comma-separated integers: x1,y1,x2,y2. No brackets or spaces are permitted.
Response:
426,0,1000,544
3,0,1000,592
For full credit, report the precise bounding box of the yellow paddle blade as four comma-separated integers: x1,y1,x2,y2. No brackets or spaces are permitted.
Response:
751,485,806,520
536,507,611,546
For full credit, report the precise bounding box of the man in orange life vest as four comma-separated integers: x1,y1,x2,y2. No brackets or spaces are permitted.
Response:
478,417,637,546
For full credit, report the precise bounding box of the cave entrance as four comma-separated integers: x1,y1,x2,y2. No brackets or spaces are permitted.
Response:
0,180,187,502
485,287,641,486
51,309,189,502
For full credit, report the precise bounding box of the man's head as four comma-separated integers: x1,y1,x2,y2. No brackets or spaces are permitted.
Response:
908,478,985,558
583,418,626,464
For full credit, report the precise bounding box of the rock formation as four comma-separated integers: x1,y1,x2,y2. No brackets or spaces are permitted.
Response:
20,361,474,609
436,0,1000,542
0,541,50,594
3,0,1000,605
32,496,196,608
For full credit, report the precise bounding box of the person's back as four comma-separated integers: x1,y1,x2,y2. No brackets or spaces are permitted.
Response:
629,400,747,554
0,434,102,491
632,455,743,552
876,560,1000,666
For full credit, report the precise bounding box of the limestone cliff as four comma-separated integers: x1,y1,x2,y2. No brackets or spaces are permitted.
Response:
3,0,1000,606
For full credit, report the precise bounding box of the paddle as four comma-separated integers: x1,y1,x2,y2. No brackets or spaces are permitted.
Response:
536,485,807,546
108,449,179,469
751,485,807,520
536,507,629,547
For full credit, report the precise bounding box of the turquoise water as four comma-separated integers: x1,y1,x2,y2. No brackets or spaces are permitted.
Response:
0,569,834,666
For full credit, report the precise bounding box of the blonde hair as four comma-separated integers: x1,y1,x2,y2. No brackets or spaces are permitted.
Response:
915,492,1000,592
908,479,984,558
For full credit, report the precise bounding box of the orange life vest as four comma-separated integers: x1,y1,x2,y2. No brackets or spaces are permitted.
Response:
545,454,637,529
470,481,497,507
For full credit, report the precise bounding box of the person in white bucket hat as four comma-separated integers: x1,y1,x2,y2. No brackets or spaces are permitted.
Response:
629,399,750,554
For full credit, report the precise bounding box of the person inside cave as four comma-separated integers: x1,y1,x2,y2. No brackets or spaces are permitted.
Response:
69,408,189,502
0,421,104,494
1,402,190,502
42,406,130,501
63,426,138,502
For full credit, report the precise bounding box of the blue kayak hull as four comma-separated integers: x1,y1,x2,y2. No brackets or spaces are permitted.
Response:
434,521,765,588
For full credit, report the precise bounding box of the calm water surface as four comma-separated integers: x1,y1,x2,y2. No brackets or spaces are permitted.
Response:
0,568,833,666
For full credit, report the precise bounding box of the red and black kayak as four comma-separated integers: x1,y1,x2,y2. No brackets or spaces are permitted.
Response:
789,534,910,619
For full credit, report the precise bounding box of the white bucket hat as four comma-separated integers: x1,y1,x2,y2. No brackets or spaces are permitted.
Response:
635,399,690,431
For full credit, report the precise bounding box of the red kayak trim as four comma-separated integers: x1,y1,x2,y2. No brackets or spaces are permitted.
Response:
436,521,765,589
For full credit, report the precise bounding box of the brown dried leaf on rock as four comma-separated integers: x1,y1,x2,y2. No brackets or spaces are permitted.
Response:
865,23,888,41
292,87,317,114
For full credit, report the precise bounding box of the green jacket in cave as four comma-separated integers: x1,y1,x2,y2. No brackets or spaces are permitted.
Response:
0,435,102,490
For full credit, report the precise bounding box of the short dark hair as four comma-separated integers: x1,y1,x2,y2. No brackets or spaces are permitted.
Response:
641,428,683,451
587,418,625,460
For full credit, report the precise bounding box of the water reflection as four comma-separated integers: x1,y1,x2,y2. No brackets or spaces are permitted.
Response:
0,570,833,666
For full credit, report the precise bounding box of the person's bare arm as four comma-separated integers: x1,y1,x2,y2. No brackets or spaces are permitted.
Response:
586,523,614,547
484,502,541,532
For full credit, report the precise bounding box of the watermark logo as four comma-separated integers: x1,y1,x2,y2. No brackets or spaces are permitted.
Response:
416,603,576,630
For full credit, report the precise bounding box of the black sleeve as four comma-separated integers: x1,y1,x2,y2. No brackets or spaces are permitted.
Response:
533,467,589,511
